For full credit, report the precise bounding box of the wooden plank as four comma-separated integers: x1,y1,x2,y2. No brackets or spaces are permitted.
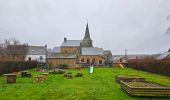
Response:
120,81,170,97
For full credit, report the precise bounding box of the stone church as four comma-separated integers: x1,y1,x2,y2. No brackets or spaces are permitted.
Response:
47,23,113,68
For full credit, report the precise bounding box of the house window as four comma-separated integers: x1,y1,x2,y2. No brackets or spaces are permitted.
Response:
81,58,84,62
28,57,31,61
40,56,43,60
99,60,103,64
87,58,90,64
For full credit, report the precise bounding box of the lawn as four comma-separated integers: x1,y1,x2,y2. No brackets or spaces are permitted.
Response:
0,67,170,100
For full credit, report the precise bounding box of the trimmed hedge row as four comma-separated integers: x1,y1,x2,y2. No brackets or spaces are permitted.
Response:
0,61,38,74
128,60,170,76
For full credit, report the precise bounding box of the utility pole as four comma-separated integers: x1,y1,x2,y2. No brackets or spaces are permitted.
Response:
125,49,128,63
166,15,170,35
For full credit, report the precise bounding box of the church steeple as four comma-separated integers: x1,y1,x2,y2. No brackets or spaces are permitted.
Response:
81,22,93,47
84,23,91,39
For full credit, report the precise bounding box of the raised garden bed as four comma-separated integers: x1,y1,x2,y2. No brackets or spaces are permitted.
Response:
120,81,170,97
115,75,145,83
64,72,73,79
75,73,83,77
21,71,31,77
49,69,65,74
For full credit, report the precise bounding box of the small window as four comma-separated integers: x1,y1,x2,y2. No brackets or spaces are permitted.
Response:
99,60,103,64
81,59,84,62
40,56,43,60
28,57,31,61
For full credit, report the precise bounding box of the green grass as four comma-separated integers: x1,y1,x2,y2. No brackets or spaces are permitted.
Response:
0,67,170,100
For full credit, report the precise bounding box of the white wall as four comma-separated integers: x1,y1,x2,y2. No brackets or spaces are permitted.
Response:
25,55,46,63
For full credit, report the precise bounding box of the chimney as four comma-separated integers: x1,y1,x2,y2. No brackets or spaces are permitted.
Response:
64,37,67,42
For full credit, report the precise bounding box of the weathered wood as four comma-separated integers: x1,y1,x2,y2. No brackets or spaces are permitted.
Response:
21,71,31,77
4,74,17,83
41,73,48,79
34,75,44,83
115,75,145,83
120,81,170,97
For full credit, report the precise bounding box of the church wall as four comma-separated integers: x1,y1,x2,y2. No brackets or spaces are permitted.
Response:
79,55,105,66
47,58,76,68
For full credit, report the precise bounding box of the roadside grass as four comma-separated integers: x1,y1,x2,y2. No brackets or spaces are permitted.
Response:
0,67,170,100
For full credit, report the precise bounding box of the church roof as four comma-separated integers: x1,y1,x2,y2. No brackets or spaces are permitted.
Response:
61,40,81,47
81,47,104,56
83,23,91,39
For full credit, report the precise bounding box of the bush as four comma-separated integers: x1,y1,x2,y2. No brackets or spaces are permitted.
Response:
58,64,68,69
0,61,38,74
128,58,170,76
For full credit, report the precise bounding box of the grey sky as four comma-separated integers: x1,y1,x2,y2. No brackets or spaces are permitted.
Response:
0,0,170,54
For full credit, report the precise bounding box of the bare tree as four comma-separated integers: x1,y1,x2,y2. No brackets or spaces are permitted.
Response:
0,37,28,61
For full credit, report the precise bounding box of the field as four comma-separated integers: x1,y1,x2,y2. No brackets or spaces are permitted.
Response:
0,67,170,100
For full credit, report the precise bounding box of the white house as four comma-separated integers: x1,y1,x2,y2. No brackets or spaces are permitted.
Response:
25,45,47,63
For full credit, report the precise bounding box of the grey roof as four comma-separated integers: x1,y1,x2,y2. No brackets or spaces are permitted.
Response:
156,52,170,60
60,40,81,47
81,47,104,56
52,47,60,53
28,46,46,55
47,53,76,59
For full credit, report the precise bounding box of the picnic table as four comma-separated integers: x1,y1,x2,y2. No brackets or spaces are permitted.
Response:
34,75,44,83
41,73,49,79
3,74,17,83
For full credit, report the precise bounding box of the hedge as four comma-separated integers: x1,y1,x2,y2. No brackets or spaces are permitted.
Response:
128,59,170,76
0,61,38,74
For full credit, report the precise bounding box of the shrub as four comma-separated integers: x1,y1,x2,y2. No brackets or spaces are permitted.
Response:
58,64,68,69
0,61,38,74
128,57,170,76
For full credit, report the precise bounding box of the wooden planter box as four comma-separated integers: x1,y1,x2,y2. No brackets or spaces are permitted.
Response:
120,81,170,97
4,74,17,83
115,75,145,83
49,70,65,74
21,71,31,77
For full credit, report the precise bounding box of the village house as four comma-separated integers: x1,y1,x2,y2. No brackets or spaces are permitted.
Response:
47,23,113,68
25,45,47,63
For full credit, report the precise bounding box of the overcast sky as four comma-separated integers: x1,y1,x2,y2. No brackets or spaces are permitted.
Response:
0,0,170,54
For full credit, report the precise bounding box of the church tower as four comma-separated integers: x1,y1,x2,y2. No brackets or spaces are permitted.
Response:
81,23,93,47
